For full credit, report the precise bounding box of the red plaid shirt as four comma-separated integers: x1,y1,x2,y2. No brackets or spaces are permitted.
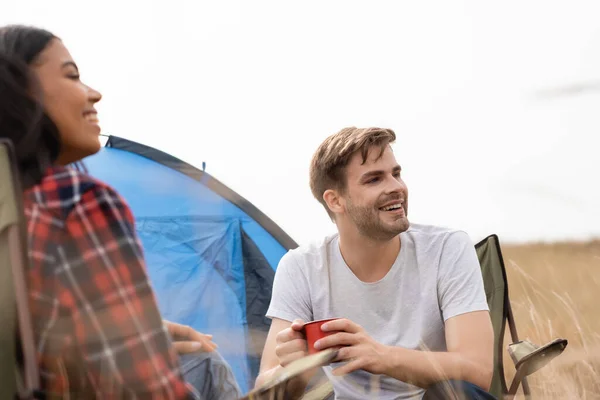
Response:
23,166,195,398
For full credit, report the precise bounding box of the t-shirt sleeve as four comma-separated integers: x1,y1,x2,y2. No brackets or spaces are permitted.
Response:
438,231,489,321
265,251,313,323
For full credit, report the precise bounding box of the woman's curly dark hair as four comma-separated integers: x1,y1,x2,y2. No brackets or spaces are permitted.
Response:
0,25,61,188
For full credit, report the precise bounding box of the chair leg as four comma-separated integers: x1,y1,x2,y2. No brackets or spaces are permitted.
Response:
506,365,527,400
522,377,531,399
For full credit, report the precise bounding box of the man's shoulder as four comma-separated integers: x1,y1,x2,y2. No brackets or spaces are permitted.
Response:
406,222,463,235
404,223,475,255
406,223,471,242
279,233,338,268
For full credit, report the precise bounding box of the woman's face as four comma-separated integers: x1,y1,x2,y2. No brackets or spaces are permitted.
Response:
32,39,102,165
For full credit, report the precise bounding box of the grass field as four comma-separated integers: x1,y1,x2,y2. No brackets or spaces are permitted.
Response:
500,239,600,399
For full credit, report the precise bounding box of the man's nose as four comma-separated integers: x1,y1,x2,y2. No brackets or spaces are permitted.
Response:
384,175,405,194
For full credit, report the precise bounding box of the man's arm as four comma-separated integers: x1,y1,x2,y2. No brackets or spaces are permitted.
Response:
257,249,315,398
317,311,494,390
257,318,292,384
383,311,494,389
381,230,493,389
256,318,317,399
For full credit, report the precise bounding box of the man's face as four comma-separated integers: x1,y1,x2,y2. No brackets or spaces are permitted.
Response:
341,145,409,241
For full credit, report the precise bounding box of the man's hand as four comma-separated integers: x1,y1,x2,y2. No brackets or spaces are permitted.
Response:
257,318,315,399
275,319,308,366
314,318,388,376
164,320,217,354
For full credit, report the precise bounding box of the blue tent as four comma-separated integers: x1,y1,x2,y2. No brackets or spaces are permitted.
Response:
83,136,297,393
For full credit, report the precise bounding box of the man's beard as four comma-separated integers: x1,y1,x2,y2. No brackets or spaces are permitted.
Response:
346,197,409,241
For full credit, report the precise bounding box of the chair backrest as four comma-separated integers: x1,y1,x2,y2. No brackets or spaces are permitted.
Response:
475,234,508,397
475,234,529,399
0,139,41,398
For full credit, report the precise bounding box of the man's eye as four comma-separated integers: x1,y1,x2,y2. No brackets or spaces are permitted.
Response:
367,177,379,184
67,74,80,80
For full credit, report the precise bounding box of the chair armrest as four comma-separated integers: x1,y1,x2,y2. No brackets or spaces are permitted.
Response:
240,349,338,400
508,338,568,377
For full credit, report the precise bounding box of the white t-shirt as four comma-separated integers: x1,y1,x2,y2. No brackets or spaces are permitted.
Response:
266,223,489,400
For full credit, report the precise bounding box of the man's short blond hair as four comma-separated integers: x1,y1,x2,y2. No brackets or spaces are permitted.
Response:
309,127,397,219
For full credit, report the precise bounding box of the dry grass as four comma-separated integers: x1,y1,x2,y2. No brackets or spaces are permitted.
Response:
500,239,600,399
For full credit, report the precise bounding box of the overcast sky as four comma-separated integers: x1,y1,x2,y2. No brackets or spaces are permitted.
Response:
3,0,600,245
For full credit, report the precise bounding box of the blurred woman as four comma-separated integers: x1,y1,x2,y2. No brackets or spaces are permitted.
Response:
0,25,240,399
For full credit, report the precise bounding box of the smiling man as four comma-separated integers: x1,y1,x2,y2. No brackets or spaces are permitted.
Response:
256,127,496,399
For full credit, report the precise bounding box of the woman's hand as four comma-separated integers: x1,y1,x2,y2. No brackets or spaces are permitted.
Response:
164,320,218,354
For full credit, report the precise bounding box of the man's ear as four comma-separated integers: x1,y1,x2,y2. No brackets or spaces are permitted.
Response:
323,189,344,216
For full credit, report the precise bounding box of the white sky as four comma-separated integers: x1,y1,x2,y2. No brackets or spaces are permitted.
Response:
3,1,600,245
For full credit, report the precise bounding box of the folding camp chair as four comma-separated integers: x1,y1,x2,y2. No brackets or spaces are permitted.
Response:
476,234,567,399
0,139,42,399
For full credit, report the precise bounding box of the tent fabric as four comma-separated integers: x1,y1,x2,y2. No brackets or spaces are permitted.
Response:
83,136,296,393
241,229,276,378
